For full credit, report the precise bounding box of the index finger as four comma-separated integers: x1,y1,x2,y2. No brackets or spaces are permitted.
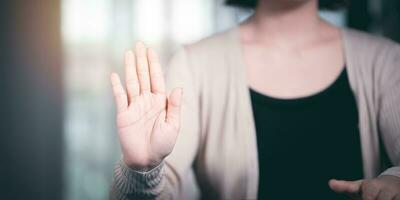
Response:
110,73,128,113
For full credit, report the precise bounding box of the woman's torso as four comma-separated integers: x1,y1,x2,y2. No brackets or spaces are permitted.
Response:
165,27,396,200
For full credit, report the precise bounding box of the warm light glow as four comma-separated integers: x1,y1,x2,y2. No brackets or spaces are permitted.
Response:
171,0,214,43
135,0,165,43
62,0,112,43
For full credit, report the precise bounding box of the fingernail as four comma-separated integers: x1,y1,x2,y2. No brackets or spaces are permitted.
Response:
125,51,133,60
110,73,118,82
125,50,133,56
136,41,144,48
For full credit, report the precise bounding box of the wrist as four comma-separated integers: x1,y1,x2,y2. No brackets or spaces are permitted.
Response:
123,156,163,172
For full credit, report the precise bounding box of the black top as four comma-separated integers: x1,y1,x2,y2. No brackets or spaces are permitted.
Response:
250,68,364,200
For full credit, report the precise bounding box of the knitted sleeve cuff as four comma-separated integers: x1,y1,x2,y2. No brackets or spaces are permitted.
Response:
379,166,400,178
113,159,165,198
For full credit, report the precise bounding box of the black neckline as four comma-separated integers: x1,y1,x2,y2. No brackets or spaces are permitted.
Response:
250,68,348,106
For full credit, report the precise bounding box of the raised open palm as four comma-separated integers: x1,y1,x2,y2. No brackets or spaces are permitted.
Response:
110,42,182,171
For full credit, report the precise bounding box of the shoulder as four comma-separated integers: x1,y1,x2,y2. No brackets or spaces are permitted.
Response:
344,29,400,95
343,28,400,58
185,29,235,54
180,29,236,65
343,28,399,79
167,28,238,81
169,28,236,69
166,29,237,89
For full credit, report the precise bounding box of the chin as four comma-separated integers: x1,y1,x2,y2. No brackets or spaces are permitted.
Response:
261,0,315,7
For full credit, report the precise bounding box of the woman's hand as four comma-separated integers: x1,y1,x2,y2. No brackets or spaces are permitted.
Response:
329,175,400,200
110,42,182,171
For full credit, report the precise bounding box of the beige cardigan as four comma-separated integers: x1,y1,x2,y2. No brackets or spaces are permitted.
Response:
111,28,400,200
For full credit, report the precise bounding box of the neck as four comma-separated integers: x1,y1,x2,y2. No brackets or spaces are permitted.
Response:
243,0,324,45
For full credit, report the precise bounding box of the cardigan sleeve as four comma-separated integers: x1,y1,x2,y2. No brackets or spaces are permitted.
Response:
110,47,201,200
377,43,400,178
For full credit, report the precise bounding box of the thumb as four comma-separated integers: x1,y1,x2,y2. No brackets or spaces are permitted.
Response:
329,179,363,194
166,87,183,130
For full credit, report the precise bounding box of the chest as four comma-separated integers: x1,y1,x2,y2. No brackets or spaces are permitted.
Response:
243,40,344,99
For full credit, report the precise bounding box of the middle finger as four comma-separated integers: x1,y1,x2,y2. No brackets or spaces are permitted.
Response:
135,42,151,94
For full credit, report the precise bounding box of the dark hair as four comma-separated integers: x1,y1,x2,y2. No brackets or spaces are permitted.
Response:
226,0,348,10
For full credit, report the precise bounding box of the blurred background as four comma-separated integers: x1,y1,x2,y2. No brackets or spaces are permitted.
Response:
0,0,399,199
